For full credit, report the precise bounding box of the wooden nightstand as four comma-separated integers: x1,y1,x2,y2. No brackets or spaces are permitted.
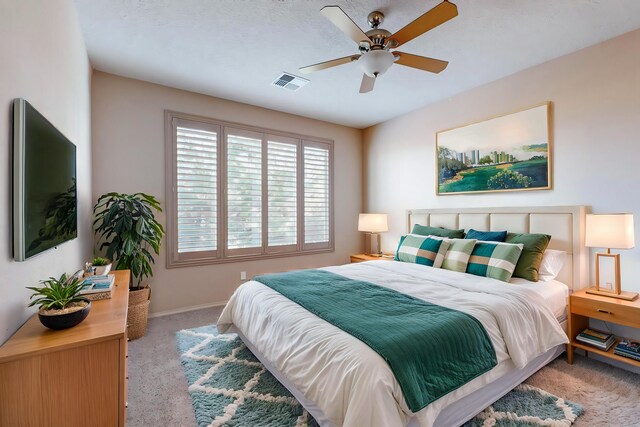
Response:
567,288,640,368
350,254,393,263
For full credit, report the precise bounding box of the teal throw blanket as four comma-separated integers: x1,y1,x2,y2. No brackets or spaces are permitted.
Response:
254,269,497,412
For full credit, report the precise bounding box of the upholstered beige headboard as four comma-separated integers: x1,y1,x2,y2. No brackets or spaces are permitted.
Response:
407,206,589,290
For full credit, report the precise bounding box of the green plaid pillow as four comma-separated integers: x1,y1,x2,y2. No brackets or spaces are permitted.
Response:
396,234,450,267
441,238,477,273
466,241,524,282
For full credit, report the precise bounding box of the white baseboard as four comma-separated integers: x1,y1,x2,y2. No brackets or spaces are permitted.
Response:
149,300,228,319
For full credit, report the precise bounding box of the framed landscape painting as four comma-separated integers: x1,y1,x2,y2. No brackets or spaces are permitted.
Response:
436,103,552,195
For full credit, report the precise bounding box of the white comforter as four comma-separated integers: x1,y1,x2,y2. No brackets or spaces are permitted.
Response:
217,261,568,427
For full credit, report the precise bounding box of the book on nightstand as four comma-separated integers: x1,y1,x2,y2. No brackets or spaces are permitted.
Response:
575,328,616,351
613,339,640,361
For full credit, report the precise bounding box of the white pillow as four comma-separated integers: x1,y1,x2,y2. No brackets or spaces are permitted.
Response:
538,249,566,281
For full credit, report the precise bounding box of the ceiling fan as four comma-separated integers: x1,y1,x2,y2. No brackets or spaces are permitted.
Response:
299,1,458,93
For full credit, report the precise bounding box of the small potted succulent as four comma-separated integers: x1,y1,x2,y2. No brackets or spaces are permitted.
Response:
27,271,91,330
91,257,112,276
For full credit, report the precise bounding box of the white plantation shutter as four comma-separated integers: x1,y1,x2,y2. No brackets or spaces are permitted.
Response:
267,137,297,251
226,129,262,253
166,112,333,267
175,124,219,256
304,142,331,248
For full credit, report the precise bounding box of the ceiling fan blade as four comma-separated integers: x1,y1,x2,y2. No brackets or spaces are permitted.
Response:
394,52,449,74
359,74,375,93
321,6,372,45
299,55,360,74
389,1,458,48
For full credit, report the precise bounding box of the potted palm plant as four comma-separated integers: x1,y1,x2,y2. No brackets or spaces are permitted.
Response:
27,271,91,330
93,192,165,339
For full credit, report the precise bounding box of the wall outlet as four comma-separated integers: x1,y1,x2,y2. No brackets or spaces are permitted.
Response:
240,271,247,280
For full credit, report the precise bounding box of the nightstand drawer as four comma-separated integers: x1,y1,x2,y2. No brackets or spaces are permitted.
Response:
571,297,640,328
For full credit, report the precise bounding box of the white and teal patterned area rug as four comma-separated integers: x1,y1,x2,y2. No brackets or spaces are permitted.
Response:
177,326,583,427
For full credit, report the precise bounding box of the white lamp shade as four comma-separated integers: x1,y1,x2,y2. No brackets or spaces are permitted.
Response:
358,213,388,233
585,213,635,249
358,50,395,77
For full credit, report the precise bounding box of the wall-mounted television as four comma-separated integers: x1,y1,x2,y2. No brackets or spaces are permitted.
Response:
13,99,77,261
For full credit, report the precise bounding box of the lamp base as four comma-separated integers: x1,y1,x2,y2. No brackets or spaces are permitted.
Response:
585,287,639,301
364,233,382,256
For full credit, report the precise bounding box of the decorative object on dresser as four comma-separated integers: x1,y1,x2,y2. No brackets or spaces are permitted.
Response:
358,213,388,256
91,256,113,275
436,102,552,195
0,270,131,426
93,192,165,339
567,288,640,368
79,274,116,301
585,213,637,301
26,271,91,330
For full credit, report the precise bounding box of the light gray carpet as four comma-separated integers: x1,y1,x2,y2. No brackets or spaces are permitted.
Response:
127,307,640,427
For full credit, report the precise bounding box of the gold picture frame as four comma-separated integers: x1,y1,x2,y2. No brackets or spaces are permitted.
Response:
436,102,553,195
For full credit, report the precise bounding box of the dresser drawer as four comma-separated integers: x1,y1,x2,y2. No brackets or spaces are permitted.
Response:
571,296,640,328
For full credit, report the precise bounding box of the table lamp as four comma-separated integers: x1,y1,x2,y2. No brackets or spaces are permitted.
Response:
358,213,388,256
585,213,637,301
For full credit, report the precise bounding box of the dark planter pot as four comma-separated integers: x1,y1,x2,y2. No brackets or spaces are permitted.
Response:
38,298,92,330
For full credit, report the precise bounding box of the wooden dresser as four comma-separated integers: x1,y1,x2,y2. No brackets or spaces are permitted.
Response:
0,270,130,427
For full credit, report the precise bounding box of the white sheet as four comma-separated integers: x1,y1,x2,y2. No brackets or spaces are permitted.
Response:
509,278,569,320
217,261,568,427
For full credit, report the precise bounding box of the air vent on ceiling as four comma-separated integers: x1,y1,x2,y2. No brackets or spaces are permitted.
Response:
272,72,309,91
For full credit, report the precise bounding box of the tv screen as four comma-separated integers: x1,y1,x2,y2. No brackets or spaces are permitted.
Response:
13,99,77,261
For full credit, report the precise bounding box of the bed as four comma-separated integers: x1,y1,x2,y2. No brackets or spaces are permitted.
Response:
218,206,588,427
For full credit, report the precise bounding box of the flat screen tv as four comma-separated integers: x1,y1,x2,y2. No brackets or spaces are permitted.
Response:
13,98,77,261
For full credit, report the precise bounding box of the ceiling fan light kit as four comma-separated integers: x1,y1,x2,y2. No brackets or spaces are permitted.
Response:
358,50,396,77
299,1,458,93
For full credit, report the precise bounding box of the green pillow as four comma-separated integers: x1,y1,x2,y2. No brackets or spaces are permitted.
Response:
466,241,524,282
441,238,477,273
396,235,450,267
411,224,465,239
506,233,551,282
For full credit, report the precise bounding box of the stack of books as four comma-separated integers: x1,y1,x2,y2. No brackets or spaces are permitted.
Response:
614,339,640,361
79,274,115,301
575,328,616,351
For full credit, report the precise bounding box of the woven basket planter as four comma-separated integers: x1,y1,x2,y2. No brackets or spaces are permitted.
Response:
127,287,151,340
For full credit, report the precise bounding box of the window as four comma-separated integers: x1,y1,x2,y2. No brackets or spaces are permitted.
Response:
165,112,333,267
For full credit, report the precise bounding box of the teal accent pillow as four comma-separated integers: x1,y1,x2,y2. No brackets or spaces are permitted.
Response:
411,224,465,239
465,229,507,242
396,234,450,267
506,233,551,282
394,235,407,261
466,241,524,282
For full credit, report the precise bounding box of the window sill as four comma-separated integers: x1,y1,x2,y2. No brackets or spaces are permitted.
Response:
166,246,335,269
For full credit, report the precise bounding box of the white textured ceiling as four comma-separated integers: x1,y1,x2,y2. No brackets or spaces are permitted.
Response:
74,0,640,128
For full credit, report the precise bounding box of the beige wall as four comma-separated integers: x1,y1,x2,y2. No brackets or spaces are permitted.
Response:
0,0,92,343
363,29,640,293
91,72,362,315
